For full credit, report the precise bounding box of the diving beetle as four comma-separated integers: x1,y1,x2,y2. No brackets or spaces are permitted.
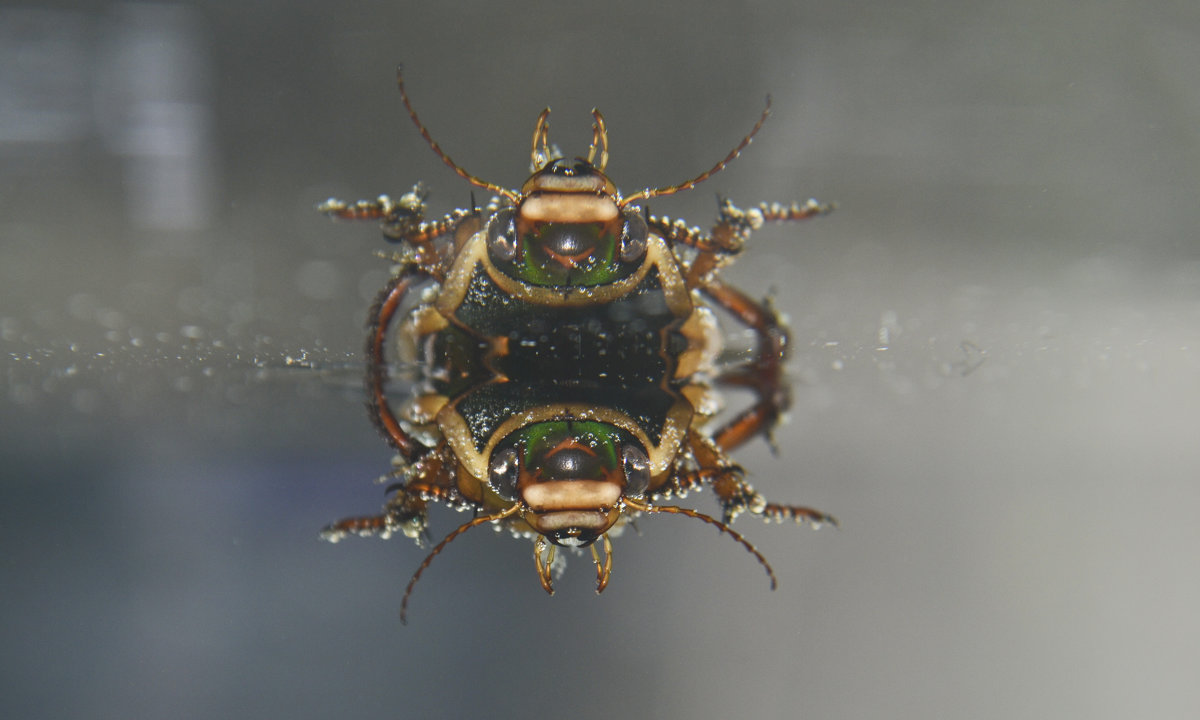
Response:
319,68,835,622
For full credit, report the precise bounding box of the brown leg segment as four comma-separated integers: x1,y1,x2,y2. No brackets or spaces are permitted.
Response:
319,182,484,265
703,279,790,454
699,283,838,528
319,441,471,546
668,431,763,524
320,494,429,544
319,184,429,243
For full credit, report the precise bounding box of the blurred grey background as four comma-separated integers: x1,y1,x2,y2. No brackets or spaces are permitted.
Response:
3,1,1199,718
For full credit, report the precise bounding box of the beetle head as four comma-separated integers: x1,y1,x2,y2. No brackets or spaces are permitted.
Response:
486,420,649,547
394,67,770,289
483,110,649,288
395,416,781,618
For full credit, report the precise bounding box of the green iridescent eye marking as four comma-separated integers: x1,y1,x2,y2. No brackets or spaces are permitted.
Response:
518,420,623,471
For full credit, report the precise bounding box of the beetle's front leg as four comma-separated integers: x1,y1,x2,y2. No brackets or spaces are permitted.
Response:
663,431,757,523
320,489,430,545
319,182,428,237
650,197,833,286
321,442,469,546
320,183,484,257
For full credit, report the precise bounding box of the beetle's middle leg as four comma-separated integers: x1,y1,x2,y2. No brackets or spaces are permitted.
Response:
319,183,486,272
319,442,467,545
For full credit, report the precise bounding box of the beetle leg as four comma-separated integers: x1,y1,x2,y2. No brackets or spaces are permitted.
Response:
696,281,838,527
319,183,428,234
662,463,742,500
759,502,839,528
661,431,751,519
669,430,836,528
397,206,482,249
365,268,435,462
687,450,763,525
650,197,832,287
324,255,477,551
702,279,791,454
319,182,485,260
397,443,469,508
647,214,710,253
684,462,836,528
320,513,419,544
320,443,470,547
320,466,435,545
319,492,429,545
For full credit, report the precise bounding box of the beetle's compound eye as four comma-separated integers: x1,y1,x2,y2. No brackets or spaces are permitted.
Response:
621,444,650,497
487,208,518,262
619,208,648,263
488,446,520,501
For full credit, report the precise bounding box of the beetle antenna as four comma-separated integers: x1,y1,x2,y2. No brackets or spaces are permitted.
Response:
531,108,553,171
621,96,771,207
587,109,609,171
400,504,520,623
395,66,518,202
623,497,777,590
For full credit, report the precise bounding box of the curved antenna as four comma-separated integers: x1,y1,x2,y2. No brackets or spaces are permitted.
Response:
621,96,772,208
587,109,609,171
530,107,552,171
400,504,520,624
623,497,777,590
395,66,518,203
